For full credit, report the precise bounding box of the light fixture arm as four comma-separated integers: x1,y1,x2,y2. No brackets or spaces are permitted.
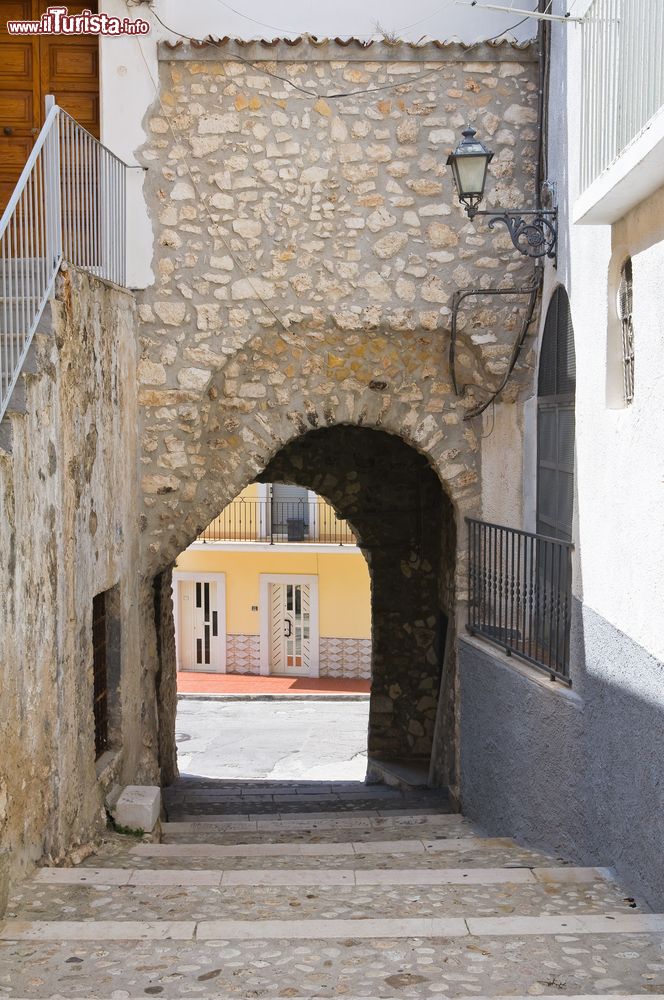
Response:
446,126,558,260
471,208,558,260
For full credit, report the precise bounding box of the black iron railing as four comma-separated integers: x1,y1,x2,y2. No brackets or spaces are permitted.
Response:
466,517,573,683
199,498,356,546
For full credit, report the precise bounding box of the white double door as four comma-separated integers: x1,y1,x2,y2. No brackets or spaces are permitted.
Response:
261,575,319,677
175,574,226,672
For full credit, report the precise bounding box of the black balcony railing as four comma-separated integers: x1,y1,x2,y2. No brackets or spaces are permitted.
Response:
466,517,573,683
199,498,356,546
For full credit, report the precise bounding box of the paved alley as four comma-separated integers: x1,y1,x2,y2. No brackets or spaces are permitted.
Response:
1,779,662,997
175,697,370,781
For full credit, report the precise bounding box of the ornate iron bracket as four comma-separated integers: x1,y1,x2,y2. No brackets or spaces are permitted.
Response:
470,209,558,260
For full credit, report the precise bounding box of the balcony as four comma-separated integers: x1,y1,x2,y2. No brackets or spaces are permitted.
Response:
577,0,664,222
196,497,357,547
466,518,573,683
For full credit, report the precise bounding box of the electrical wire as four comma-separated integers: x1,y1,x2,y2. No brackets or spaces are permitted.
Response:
129,2,544,373
147,5,535,102
133,31,295,336
213,0,458,39
149,8,447,99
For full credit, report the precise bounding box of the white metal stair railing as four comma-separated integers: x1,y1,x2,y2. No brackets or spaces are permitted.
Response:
0,96,127,422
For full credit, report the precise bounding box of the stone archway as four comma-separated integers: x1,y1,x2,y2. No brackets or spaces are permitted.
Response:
257,426,455,783
149,422,460,793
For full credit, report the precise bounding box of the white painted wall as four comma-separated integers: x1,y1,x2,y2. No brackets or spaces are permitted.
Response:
539,1,664,663
98,0,536,285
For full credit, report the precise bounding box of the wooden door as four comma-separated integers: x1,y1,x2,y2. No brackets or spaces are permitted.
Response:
0,0,99,217
39,1,99,137
0,1,41,216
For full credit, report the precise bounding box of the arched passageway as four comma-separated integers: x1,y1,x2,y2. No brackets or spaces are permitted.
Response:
259,426,456,783
155,424,458,791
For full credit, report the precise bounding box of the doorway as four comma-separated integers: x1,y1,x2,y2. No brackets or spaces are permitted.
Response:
0,0,100,215
174,572,226,673
261,575,319,677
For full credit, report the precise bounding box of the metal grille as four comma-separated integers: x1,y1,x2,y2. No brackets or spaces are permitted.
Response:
467,518,573,683
618,257,635,404
581,0,664,189
92,592,109,759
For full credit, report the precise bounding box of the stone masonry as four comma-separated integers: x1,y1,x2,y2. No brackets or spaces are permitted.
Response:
137,39,539,568
0,39,544,886
0,269,144,887
134,39,541,790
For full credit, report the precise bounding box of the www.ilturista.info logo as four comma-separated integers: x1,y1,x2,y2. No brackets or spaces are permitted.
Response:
6,5,150,35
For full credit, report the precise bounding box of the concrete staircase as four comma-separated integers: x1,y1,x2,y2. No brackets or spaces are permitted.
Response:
1,778,663,997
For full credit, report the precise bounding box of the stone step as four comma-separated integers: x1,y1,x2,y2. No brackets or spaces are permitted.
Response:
164,783,408,796
161,812,473,837
14,882,630,921
161,828,479,846
3,930,663,996
12,864,634,925
32,864,611,888
163,793,449,817
129,835,557,865
2,912,664,942
165,799,448,817
165,807,455,822
12,993,664,1000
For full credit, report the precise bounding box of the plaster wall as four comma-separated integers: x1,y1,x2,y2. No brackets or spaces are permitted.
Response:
460,603,664,909
0,268,142,889
174,548,371,638
479,401,525,527
558,5,664,661
458,0,664,909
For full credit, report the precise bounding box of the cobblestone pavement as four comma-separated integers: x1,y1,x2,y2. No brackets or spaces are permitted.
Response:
1,778,662,998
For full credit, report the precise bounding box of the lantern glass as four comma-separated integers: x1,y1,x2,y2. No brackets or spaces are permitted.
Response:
446,126,494,211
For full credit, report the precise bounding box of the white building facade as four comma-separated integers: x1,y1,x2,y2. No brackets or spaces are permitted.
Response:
460,0,664,909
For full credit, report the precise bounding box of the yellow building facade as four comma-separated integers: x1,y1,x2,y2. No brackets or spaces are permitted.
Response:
173,485,371,679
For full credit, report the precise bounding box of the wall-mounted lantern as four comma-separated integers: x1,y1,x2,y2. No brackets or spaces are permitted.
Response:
446,125,558,260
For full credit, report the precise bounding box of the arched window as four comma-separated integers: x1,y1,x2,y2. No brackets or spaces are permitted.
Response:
537,287,576,542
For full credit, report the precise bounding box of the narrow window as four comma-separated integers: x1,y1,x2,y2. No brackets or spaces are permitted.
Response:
92,592,109,759
92,583,122,762
618,257,635,404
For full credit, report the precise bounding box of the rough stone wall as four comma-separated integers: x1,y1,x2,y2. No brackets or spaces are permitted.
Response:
136,41,539,574
0,268,142,887
132,39,540,785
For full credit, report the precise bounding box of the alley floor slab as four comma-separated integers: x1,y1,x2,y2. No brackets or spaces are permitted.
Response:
2,932,664,996
1,777,658,999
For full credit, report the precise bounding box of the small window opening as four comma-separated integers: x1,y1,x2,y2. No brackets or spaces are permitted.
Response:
92,583,122,762
92,592,109,759
618,257,635,405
